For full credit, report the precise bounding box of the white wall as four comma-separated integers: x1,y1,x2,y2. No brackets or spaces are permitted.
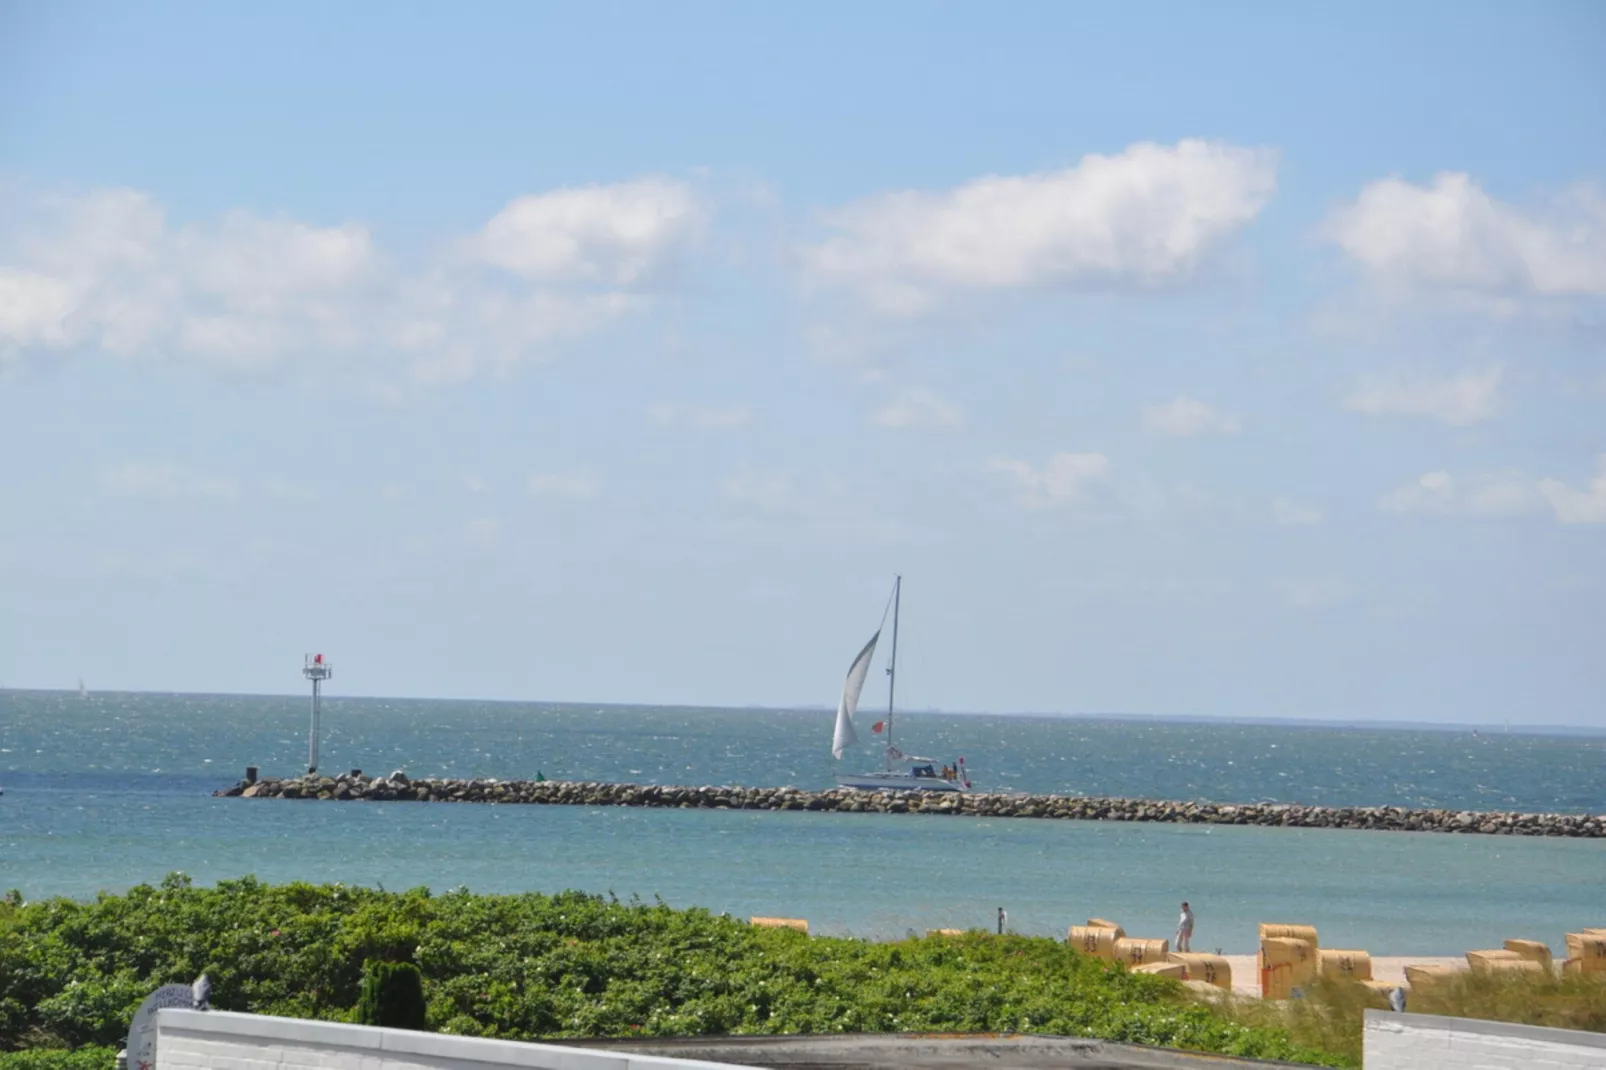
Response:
155,1009,759,1070
153,1008,1606,1070
1364,1009,1606,1069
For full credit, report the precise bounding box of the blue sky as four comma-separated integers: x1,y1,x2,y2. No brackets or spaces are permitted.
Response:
2,1,1603,725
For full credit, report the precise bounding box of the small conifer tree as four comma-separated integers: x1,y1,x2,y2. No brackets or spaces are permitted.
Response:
355,959,427,1030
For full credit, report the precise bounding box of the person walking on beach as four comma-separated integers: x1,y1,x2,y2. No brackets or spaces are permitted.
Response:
1175,901,1194,953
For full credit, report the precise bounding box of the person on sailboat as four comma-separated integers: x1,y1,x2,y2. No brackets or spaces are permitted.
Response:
832,577,974,794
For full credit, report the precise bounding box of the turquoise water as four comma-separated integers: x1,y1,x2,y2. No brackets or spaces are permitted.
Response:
2,690,1603,955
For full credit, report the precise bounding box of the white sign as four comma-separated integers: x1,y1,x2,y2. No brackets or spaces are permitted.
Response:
126,984,193,1070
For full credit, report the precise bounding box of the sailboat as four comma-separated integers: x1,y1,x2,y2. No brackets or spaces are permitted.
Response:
831,576,971,793
78,679,88,699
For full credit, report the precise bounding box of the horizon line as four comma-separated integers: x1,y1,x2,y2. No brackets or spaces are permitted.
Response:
2,685,1602,736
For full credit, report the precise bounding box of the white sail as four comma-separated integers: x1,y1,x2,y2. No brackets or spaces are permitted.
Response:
832,630,880,759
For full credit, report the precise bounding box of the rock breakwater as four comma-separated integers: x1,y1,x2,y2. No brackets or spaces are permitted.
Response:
216,772,1606,838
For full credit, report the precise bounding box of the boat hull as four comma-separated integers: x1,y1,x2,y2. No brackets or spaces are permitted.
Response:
835,772,965,793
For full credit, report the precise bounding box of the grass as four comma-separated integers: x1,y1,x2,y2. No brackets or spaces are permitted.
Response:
1189,968,1606,1066
1410,968,1606,1031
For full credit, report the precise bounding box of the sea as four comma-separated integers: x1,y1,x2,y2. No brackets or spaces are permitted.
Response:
2,690,1602,957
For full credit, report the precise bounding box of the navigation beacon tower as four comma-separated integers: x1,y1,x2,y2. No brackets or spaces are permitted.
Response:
302,653,332,774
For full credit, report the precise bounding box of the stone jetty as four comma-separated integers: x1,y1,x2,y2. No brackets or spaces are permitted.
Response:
216,771,1606,838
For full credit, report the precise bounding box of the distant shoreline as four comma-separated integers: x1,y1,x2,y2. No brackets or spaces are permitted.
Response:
7,687,1604,737
218,773,1606,837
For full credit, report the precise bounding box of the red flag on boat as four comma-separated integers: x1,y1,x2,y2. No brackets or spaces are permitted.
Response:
872,721,885,733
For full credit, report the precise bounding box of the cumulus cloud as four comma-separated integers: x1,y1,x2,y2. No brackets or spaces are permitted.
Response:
1142,396,1241,436
528,471,600,498
464,177,703,284
1323,173,1606,298
0,179,701,383
872,387,964,429
98,460,240,501
646,401,753,429
2,189,381,371
1378,470,1543,518
1271,498,1324,527
988,452,1111,510
0,268,77,348
1539,455,1606,524
1387,461,1606,524
403,289,644,386
803,139,1277,314
1343,366,1502,426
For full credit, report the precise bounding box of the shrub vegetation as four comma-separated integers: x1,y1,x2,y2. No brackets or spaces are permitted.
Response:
355,960,428,1031
0,1050,116,1070
1,875,1337,1065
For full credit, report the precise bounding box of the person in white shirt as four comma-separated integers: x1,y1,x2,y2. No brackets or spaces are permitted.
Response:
1175,901,1195,953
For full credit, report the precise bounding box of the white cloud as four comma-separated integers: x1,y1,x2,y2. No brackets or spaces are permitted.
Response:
401,288,644,386
1378,470,1543,518
1142,396,1241,436
463,474,490,494
191,210,376,297
1271,498,1324,526
98,460,239,502
528,471,599,498
872,387,964,429
1323,173,1606,298
803,139,1278,314
1539,455,1606,524
3,189,380,371
988,452,1111,510
1343,366,1502,426
0,181,687,383
465,178,703,284
646,401,753,429
0,268,77,348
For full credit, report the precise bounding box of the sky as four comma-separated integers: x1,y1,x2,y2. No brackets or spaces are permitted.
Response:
1,1,1604,726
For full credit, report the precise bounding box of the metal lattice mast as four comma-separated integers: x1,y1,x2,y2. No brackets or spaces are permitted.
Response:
302,654,332,774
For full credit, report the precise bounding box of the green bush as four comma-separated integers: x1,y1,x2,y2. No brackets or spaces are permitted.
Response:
0,876,1337,1065
356,961,427,1030
0,1046,116,1070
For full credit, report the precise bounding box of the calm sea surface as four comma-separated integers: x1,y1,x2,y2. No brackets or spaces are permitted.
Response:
2,691,1602,956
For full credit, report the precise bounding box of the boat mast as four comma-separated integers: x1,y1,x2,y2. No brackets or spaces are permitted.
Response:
885,574,900,772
